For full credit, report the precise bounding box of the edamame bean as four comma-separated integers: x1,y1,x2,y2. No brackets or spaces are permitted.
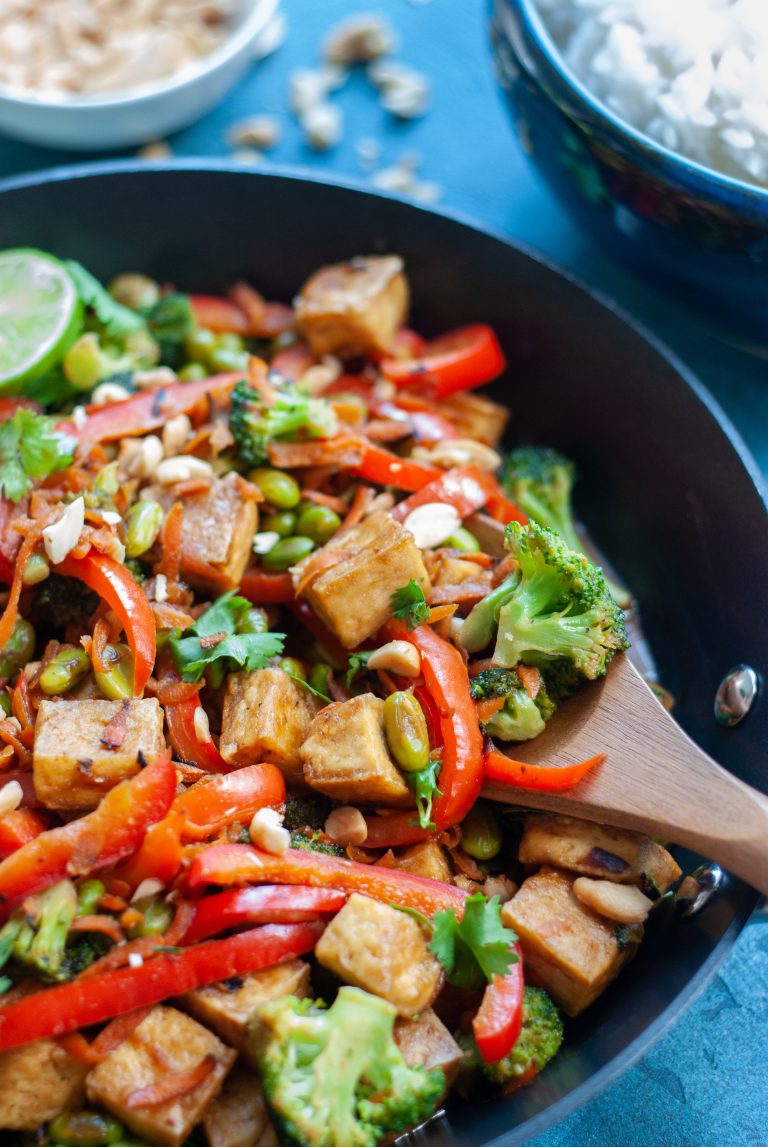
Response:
237,607,269,635
63,333,104,391
48,1109,124,1146
127,897,173,939
124,500,163,558
77,879,106,917
262,511,298,538
383,691,430,773
207,345,249,373
0,617,35,677
22,552,50,586
0,691,11,717
39,646,90,696
178,362,208,382
109,273,160,312
94,643,135,701
444,527,481,553
296,504,342,545
216,332,245,353
278,657,307,681
250,468,301,510
309,663,332,696
460,803,502,861
184,327,217,363
262,536,315,571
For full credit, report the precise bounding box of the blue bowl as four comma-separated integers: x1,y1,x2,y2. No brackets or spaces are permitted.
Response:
490,0,768,344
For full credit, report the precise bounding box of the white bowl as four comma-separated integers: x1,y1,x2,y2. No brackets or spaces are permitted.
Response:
0,0,279,151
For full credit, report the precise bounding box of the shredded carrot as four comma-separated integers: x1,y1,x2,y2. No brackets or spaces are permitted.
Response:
97,893,128,913
427,603,458,624
476,696,506,722
78,935,159,979
126,1055,217,1108
119,907,144,931
171,478,213,497
100,700,131,751
158,501,184,586
330,400,367,426
338,484,374,534
468,659,497,677
156,678,202,706
300,490,348,515
162,899,196,946
90,618,112,676
230,281,266,329
70,915,125,944
375,669,400,696
57,1031,103,1065
0,721,31,766
361,418,410,442
247,355,278,406
517,664,542,700
11,672,34,740
429,582,493,607
151,602,196,632
0,511,57,649
267,436,364,470
91,1006,154,1057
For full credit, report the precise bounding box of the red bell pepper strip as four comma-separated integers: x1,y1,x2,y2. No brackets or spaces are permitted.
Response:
356,442,442,492
0,751,176,916
380,324,506,398
185,844,468,919
473,943,524,1064
484,482,529,527
56,551,155,697
391,466,502,524
174,765,286,837
372,400,458,445
239,570,295,605
484,749,606,791
0,922,323,1052
189,294,251,334
364,623,485,848
0,809,49,860
57,372,241,445
179,885,348,945
165,693,232,773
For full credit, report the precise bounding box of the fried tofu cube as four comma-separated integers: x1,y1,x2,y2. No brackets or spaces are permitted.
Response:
182,960,311,1062
295,255,408,358
301,693,411,806
86,1006,235,1147
519,814,681,893
502,866,635,1016
0,1038,89,1130
296,511,429,648
394,1008,464,1090
395,840,452,883
147,476,258,590
316,893,442,1017
219,668,319,783
431,555,486,588
33,698,165,810
203,1066,277,1147
438,392,508,447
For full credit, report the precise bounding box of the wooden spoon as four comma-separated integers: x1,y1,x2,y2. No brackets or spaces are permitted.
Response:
467,514,768,896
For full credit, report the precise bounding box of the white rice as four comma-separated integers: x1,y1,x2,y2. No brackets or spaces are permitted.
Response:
535,0,768,188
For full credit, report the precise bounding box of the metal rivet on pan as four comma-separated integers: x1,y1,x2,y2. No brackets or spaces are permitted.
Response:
676,864,725,917
714,665,759,727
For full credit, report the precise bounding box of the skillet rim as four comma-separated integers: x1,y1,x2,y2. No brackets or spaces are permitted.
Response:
0,158,762,1145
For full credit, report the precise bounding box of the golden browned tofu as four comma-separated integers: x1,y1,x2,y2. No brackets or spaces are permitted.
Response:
183,960,310,1062
394,1008,463,1090
502,866,635,1016
296,511,429,648
148,476,258,590
295,255,408,358
519,814,681,893
219,668,319,783
86,1006,236,1147
441,392,509,446
0,1038,89,1130
395,840,452,883
34,698,165,810
316,893,442,1017
301,693,411,806
203,1066,276,1147
431,555,486,588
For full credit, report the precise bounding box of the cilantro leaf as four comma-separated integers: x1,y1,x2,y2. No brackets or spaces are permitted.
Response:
65,260,144,338
406,757,442,830
346,650,373,690
285,670,331,703
390,579,429,630
169,590,286,683
0,410,76,502
429,893,518,991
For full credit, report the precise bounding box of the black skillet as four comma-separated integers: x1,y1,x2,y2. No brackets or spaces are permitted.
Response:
0,163,764,1146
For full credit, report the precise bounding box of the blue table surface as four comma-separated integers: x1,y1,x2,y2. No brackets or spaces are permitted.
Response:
0,2,765,1143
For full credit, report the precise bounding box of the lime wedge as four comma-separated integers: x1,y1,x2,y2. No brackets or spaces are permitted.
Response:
0,248,83,396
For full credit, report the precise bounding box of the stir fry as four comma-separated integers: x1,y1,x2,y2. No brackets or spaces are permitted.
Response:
0,249,682,1147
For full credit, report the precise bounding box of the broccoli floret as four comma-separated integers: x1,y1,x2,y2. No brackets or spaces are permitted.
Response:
283,795,332,832
252,987,445,1147
462,522,628,681
469,668,522,701
459,987,564,1091
289,829,345,857
471,668,554,742
146,294,195,368
229,379,338,469
0,880,78,983
34,573,99,634
502,446,630,607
